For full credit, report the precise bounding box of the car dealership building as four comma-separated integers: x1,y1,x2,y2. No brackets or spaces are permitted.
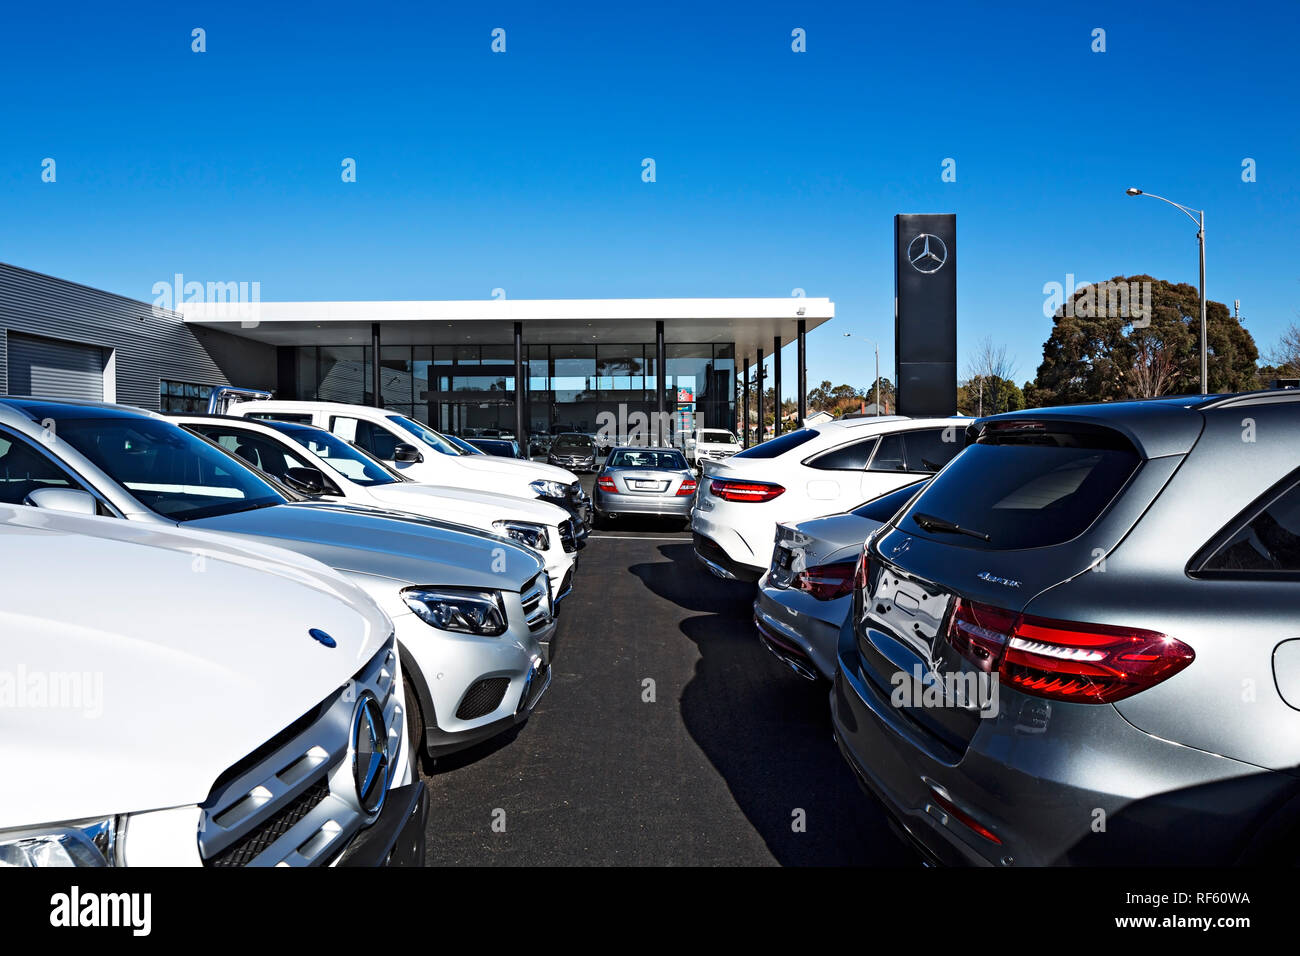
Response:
0,262,833,444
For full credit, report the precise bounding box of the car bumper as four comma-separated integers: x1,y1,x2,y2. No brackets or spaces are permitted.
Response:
752,585,844,681
691,501,767,576
831,617,1294,866
396,612,555,759
692,531,763,582
336,781,428,867
594,489,693,518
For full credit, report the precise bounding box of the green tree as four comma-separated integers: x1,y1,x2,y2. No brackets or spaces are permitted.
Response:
1032,275,1259,405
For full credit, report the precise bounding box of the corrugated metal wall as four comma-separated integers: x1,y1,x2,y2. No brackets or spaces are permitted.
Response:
0,262,237,409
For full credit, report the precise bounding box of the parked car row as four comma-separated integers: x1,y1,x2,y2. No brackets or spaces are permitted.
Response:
0,390,592,866
694,391,1300,865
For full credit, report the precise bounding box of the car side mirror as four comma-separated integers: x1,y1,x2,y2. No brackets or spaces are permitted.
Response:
282,466,327,495
393,443,423,463
24,487,99,516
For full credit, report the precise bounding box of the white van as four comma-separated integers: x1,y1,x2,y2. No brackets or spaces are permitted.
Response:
226,399,591,533
675,427,742,467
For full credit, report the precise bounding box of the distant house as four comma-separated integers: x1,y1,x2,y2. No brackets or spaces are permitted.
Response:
802,410,834,427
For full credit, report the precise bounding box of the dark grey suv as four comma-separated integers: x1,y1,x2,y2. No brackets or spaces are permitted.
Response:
833,390,1300,865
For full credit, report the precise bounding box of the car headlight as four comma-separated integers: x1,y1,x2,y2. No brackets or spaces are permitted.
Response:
0,818,117,867
530,479,569,498
493,520,550,551
402,587,508,636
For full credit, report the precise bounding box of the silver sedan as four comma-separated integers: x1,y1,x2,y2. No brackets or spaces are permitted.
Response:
754,479,927,681
593,447,697,526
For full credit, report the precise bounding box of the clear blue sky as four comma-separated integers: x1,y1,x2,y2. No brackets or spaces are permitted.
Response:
3,0,1297,391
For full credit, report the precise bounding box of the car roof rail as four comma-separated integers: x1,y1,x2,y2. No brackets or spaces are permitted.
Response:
1195,388,1300,411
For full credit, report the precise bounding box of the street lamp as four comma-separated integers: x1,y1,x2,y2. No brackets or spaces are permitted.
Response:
843,333,881,415
1125,187,1208,394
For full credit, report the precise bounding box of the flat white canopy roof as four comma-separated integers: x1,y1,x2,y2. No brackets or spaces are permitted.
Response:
182,296,834,365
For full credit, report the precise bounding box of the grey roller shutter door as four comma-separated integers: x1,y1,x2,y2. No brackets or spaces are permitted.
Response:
7,333,105,400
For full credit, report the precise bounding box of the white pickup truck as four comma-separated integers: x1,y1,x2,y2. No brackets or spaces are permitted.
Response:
675,427,742,468
0,504,426,867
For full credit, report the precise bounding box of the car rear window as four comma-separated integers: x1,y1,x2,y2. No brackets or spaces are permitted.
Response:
733,429,817,459
895,422,1141,550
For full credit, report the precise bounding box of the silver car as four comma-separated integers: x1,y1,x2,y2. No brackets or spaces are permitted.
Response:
754,480,927,681
0,398,556,764
834,390,1300,865
593,446,697,526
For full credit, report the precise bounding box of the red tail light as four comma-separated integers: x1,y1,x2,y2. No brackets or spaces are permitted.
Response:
676,478,698,496
791,559,856,601
709,479,784,503
854,547,872,591
945,599,1194,703
597,476,618,493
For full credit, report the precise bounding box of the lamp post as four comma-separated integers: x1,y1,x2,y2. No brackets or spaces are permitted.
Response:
1125,187,1208,394
843,333,880,415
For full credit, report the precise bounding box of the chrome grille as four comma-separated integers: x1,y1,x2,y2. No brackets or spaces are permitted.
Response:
197,637,403,867
521,573,553,632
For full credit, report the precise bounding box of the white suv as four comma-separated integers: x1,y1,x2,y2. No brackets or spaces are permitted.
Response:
691,416,967,580
226,399,591,533
676,427,742,468
174,415,581,601
0,504,425,867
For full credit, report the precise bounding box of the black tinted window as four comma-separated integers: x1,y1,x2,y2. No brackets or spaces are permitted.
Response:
734,429,817,460
331,417,400,459
808,438,877,471
905,428,962,473
1203,477,1300,573
851,480,928,522
896,426,1140,550
187,425,311,481
249,413,313,424
869,434,906,472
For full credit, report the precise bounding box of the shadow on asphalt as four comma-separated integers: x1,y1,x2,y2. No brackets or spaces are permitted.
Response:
629,542,917,866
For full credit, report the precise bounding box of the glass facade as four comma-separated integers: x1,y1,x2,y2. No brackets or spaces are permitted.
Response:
279,342,736,440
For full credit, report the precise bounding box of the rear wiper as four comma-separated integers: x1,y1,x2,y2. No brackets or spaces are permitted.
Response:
912,512,991,542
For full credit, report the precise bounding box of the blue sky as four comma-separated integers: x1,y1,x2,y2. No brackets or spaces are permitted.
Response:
2,0,1297,391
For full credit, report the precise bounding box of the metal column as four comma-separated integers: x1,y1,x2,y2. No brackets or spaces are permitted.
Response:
796,319,807,424
514,321,526,445
655,320,666,445
756,347,764,445
370,323,382,407
742,359,750,448
772,335,782,437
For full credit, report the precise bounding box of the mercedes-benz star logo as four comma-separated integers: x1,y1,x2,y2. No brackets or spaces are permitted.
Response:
907,233,948,274
350,694,390,817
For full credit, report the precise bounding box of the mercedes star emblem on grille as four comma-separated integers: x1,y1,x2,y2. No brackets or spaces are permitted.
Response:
350,694,390,816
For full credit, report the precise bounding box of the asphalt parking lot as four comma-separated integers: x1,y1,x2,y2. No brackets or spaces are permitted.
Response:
418,500,917,866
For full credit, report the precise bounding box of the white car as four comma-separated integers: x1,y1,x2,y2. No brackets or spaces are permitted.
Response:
0,397,557,765
174,415,581,601
692,416,968,581
224,398,591,534
0,503,426,867
676,427,742,468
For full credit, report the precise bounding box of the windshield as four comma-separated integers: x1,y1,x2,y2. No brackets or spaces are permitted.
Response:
699,431,738,444
272,424,401,487
554,434,594,449
54,417,284,521
447,435,485,455
388,415,466,456
608,449,688,469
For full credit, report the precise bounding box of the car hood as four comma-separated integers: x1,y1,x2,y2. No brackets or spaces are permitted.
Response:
189,500,545,590
0,506,390,824
459,454,578,484
363,482,566,527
